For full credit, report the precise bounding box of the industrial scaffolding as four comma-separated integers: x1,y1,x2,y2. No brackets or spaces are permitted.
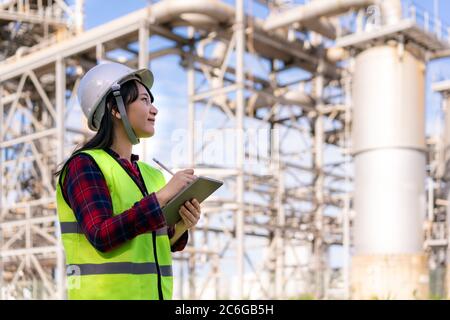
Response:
0,0,449,300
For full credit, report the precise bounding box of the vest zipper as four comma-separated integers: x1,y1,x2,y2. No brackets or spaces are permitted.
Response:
136,164,164,301
106,150,164,300
152,230,164,300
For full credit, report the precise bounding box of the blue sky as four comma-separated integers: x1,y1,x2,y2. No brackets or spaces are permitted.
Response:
71,0,450,141
79,0,450,30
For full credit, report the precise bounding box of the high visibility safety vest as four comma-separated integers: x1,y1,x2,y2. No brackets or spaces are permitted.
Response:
56,149,172,300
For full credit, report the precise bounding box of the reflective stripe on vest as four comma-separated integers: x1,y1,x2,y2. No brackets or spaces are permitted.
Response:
60,222,169,236
56,149,172,300
66,262,173,276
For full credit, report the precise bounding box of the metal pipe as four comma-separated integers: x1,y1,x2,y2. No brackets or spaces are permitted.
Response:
302,17,337,40
264,0,402,31
265,0,375,31
151,0,234,26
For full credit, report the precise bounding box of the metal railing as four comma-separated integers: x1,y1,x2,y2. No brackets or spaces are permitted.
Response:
402,0,450,44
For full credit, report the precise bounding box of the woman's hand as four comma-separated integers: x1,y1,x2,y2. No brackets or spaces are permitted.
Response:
169,199,201,245
155,169,196,207
178,198,201,230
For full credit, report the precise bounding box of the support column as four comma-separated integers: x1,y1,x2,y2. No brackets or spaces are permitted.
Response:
0,84,4,300
187,26,196,169
342,71,353,300
186,26,197,300
139,21,150,162
235,0,245,300
313,59,325,299
272,123,285,299
55,57,66,300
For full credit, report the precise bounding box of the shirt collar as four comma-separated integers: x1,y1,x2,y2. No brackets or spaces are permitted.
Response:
105,147,139,162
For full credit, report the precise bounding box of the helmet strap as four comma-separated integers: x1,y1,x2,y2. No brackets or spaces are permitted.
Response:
111,83,140,145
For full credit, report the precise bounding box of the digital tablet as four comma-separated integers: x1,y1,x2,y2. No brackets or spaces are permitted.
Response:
162,176,223,226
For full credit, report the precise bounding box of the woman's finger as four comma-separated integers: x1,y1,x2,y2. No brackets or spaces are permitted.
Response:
179,206,196,225
183,175,196,182
178,207,192,227
181,177,191,184
188,203,200,220
180,177,194,186
191,199,201,212
184,201,197,214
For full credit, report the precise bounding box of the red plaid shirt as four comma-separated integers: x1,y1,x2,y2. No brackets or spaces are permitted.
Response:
61,147,188,253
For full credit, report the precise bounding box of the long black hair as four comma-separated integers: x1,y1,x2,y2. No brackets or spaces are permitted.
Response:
53,80,141,178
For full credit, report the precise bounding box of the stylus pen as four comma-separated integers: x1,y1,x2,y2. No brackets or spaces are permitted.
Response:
152,158,174,176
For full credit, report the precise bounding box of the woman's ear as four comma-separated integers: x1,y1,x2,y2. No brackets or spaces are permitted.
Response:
111,110,121,119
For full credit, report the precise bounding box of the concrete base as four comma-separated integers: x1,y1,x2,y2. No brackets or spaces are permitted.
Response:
351,253,429,299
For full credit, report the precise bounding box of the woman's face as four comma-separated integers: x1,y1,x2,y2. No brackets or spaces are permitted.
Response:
127,81,158,138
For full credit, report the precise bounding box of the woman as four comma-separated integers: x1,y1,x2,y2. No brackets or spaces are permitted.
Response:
55,62,201,300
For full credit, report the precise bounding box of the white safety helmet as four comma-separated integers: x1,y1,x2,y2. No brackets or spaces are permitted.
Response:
77,62,154,144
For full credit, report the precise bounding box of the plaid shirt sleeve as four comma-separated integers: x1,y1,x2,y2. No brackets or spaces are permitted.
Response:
167,226,189,252
62,153,188,253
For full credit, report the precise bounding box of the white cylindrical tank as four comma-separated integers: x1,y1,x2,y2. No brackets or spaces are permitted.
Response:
351,45,428,299
354,150,425,254
353,45,426,254
353,46,426,153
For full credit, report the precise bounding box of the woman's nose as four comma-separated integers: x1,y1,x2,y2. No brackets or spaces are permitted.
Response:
151,105,158,115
